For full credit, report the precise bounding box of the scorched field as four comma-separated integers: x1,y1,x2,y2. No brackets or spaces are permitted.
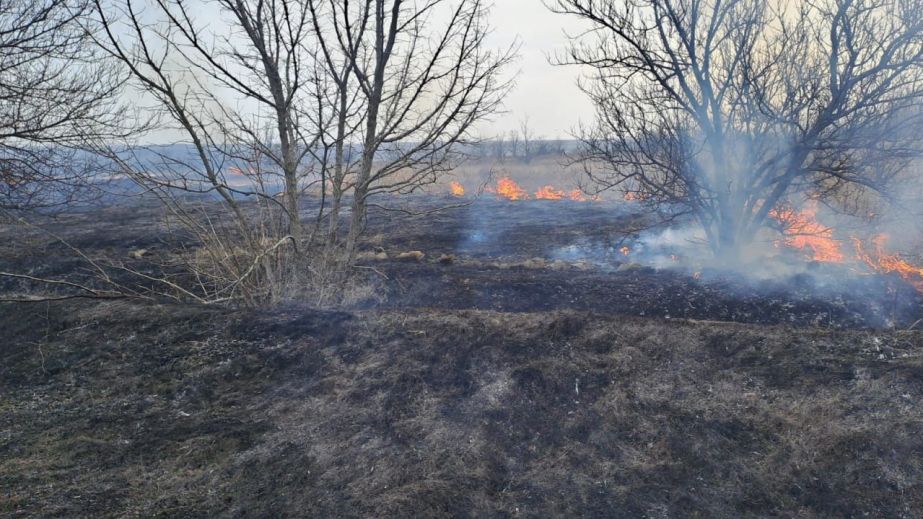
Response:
2,193,923,518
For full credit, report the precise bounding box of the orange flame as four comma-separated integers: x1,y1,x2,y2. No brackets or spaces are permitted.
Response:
535,185,565,200
450,181,465,197
770,203,845,262
490,177,529,201
569,189,590,202
482,177,595,202
770,202,923,291
624,191,646,202
619,246,631,256
853,234,923,291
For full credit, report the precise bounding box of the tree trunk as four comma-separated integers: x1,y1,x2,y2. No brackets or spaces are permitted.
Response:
284,166,302,249
326,92,350,249
344,105,379,260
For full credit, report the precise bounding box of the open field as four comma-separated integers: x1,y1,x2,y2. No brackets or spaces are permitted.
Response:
3,196,923,517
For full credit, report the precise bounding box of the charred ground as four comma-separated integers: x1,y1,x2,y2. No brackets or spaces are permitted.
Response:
359,198,923,329
2,197,923,517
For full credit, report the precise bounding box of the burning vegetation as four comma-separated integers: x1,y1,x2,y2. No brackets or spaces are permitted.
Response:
769,201,923,291
488,176,530,201
534,185,565,200
770,203,846,263
458,176,594,202
552,0,923,273
445,177,923,296
854,234,923,292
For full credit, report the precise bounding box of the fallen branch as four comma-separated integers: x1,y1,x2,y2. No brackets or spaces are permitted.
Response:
0,271,126,303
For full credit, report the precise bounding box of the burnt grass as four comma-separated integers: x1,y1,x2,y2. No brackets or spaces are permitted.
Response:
3,197,923,517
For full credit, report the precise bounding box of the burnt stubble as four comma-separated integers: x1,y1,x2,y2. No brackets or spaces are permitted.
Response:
2,197,923,517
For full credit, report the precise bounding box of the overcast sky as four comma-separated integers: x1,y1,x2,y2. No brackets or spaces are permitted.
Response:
481,0,594,139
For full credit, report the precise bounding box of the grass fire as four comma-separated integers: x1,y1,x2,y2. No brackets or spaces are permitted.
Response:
474,176,594,202
4,0,923,517
769,202,923,291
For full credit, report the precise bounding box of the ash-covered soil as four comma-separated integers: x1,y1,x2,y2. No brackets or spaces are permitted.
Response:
3,301,923,517
3,197,923,517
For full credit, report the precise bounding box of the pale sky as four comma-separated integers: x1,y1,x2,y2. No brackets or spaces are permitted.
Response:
481,0,594,139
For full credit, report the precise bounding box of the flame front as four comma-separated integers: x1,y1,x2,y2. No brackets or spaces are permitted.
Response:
492,177,529,200
853,234,923,291
623,191,646,202
569,189,589,202
465,177,595,202
535,185,565,200
770,203,845,262
770,202,923,291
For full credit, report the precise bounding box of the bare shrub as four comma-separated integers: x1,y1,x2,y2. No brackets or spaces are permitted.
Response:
316,0,516,258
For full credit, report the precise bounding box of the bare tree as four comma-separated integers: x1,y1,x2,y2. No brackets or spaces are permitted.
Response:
551,0,923,258
93,0,331,304
0,0,126,212
492,135,507,160
519,116,538,162
508,129,520,159
324,0,516,257
84,0,513,304
305,0,368,256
